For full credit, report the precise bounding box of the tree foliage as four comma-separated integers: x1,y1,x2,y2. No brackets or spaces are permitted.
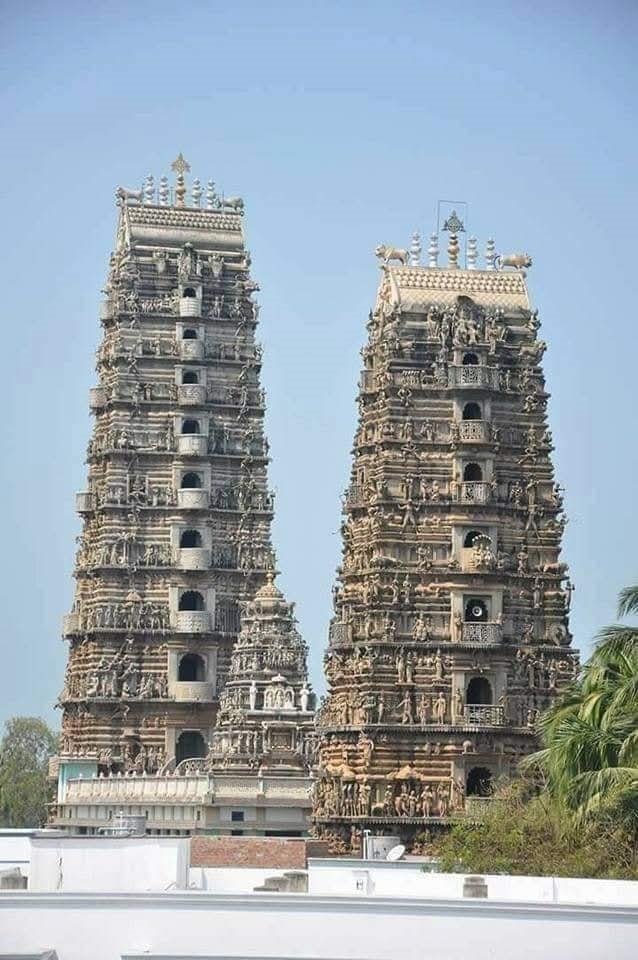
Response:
433,777,638,879
0,717,58,827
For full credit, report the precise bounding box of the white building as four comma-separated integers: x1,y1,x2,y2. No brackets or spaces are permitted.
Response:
1,832,637,959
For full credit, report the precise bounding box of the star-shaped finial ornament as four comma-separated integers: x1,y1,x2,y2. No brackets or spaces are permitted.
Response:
171,153,191,176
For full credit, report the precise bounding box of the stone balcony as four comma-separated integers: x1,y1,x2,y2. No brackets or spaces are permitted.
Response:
178,384,207,406
174,610,212,633
177,547,211,570
179,339,204,361
62,613,81,637
177,489,210,510
169,680,215,702
89,386,108,411
343,484,365,508
329,621,352,645
457,420,491,443
76,492,95,513
177,434,208,456
461,622,503,644
463,704,505,725
99,299,114,321
448,365,500,390
179,296,202,318
456,481,491,504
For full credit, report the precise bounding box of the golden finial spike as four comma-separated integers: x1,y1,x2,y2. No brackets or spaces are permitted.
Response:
171,153,191,176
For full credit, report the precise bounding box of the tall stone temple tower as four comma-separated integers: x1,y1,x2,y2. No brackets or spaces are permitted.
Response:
314,221,578,852
53,157,314,833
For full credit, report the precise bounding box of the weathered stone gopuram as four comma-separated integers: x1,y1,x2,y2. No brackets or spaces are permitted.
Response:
314,222,579,851
52,158,315,834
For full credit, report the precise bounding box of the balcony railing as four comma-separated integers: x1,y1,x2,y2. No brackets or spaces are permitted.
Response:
179,297,201,318
89,387,107,411
76,492,96,513
177,547,211,570
62,613,81,637
461,622,503,644
178,384,207,406
463,704,505,725
169,680,214,702
456,482,491,504
344,484,366,508
448,365,500,390
457,420,490,442
177,434,208,456
179,339,204,361
174,611,211,633
177,488,209,510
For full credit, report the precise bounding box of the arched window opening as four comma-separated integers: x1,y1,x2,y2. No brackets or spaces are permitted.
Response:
182,328,198,340
466,766,493,797
462,352,479,366
463,530,484,548
181,419,200,435
180,472,202,489
182,287,197,299
463,463,483,482
182,370,199,384
180,529,203,548
178,654,205,682
179,591,205,612
466,677,493,705
176,731,207,765
465,598,489,623
462,402,482,421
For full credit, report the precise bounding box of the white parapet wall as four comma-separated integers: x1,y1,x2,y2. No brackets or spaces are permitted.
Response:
28,835,190,893
0,891,637,960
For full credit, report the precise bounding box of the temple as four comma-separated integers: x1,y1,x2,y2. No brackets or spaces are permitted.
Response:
314,220,579,851
51,158,315,834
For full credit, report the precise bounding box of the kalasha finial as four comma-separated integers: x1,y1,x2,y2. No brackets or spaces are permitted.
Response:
467,236,478,270
143,174,154,205
158,176,169,206
427,233,439,268
206,179,217,210
191,177,202,208
410,232,422,266
171,153,190,207
485,238,496,271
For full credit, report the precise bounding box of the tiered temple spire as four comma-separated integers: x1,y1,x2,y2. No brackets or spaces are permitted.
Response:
55,158,312,813
314,228,578,853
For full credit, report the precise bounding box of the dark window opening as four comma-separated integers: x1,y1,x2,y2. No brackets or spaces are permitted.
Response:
182,370,199,384
463,530,483,548
180,529,203,548
462,402,482,421
231,811,245,822
462,352,479,366
179,590,205,611
466,677,493,705
465,598,489,623
175,731,207,765
180,472,202,489
183,287,197,298
463,463,483,482
182,328,198,340
467,766,493,797
181,419,200,435
178,653,205,682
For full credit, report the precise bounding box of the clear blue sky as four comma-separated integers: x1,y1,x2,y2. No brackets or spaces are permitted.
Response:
1,1,636,729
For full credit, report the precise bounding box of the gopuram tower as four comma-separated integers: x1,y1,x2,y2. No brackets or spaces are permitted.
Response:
54,158,314,830
314,221,578,852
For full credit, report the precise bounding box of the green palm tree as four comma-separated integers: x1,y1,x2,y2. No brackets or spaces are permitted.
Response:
524,586,638,828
